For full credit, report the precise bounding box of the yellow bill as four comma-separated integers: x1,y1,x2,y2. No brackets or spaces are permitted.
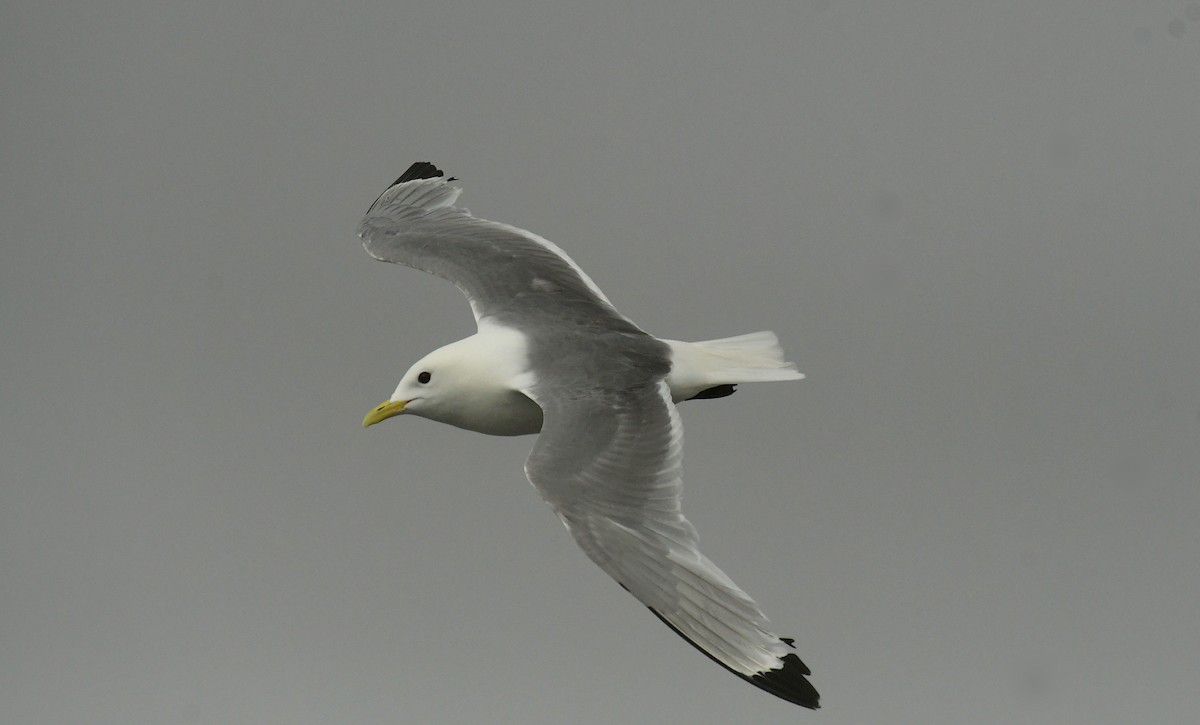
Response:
362,399,406,428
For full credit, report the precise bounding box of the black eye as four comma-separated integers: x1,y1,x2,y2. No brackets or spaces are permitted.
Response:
417,371,432,384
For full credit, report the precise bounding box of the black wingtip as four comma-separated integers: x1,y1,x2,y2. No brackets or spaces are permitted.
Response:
749,650,821,710
391,161,445,185
364,163,454,216
643,605,820,710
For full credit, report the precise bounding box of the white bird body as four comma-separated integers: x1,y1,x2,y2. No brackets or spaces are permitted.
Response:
358,163,819,709
392,326,804,436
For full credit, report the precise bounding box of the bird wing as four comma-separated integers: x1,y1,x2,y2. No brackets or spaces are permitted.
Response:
523,376,819,709
358,162,639,332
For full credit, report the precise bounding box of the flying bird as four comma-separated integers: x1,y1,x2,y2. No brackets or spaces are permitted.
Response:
358,162,819,709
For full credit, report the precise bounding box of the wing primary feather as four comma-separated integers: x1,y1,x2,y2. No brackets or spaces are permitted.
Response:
393,161,444,184
363,162,447,216
641,602,820,710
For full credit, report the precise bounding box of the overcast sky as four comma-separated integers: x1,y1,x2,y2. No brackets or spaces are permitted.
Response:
4,2,1199,723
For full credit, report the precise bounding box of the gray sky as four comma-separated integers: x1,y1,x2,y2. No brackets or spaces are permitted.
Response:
4,1,1199,723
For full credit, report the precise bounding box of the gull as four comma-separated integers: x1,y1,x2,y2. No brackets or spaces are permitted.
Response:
358,162,818,709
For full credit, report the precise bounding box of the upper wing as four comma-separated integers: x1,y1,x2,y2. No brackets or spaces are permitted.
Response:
523,378,820,709
358,163,637,330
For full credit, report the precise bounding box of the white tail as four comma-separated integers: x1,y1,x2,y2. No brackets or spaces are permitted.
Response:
664,331,804,402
